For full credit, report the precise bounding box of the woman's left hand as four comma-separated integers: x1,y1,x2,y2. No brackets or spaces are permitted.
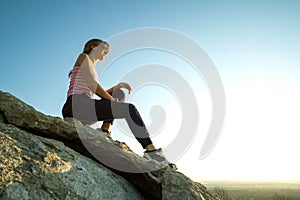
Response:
116,82,132,94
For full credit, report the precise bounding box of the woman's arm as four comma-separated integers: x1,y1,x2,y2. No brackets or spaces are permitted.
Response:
106,82,132,94
79,54,115,101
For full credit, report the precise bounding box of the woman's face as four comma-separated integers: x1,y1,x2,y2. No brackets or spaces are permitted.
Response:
93,43,110,61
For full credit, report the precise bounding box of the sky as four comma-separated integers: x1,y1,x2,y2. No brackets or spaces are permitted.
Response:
1,0,300,181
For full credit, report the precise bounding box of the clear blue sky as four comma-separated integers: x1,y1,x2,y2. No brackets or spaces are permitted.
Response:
1,0,300,181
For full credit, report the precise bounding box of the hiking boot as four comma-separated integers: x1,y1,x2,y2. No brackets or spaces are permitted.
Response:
143,148,177,170
169,163,178,170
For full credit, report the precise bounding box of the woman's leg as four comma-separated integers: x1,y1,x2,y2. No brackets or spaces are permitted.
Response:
62,94,154,149
62,94,99,123
94,99,153,149
100,89,125,133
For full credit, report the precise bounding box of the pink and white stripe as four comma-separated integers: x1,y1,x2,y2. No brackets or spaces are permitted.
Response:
67,66,97,99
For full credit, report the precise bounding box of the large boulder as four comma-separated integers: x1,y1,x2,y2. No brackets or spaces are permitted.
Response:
0,90,219,200
0,123,144,200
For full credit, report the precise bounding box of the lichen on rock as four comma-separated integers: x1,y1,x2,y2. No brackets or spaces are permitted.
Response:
36,151,72,173
0,130,72,189
0,131,24,188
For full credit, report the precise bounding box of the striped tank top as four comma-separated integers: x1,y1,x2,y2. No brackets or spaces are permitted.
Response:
67,66,98,99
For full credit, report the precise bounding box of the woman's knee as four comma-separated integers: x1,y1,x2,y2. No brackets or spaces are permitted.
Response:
128,103,137,112
128,103,143,121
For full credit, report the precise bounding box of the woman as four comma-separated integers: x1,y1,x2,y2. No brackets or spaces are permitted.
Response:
62,39,174,167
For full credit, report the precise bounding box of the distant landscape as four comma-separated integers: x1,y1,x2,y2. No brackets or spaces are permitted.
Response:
203,181,300,200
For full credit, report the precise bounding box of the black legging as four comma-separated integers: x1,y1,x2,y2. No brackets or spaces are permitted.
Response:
62,93,152,148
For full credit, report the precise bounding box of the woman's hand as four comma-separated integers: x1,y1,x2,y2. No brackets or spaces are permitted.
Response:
111,97,118,102
116,82,132,94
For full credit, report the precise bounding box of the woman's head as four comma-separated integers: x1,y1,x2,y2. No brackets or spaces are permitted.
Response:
83,39,103,54
83,38,110,60
68,39,110,78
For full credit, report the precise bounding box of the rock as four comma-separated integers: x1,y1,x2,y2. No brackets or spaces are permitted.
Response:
0,90,163,199
0,123,144,200
0,90,219,200
161,170,219,200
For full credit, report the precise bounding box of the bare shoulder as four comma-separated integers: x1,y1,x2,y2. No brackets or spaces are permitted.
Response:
74,53,89,66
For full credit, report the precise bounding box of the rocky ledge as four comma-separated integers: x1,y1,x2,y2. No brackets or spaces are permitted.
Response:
0,90,219,200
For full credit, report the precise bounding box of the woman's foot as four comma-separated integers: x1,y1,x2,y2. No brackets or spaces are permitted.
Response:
97,128,111,137
143,148,177,170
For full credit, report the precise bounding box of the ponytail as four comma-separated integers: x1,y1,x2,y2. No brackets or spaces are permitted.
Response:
68,70,73,78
